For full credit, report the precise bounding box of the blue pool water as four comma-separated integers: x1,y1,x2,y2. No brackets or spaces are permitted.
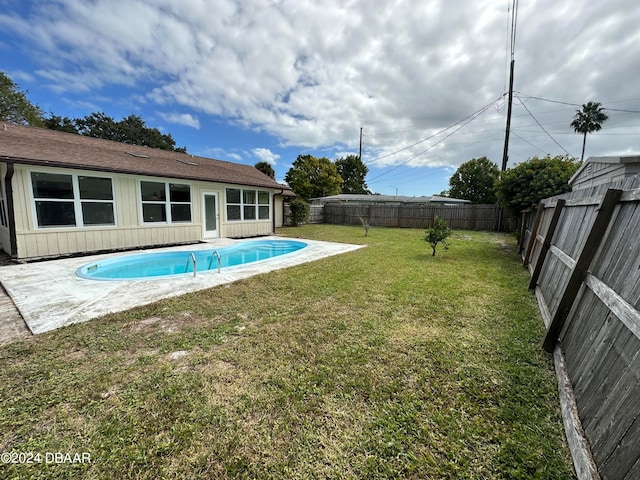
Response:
76,239,308,280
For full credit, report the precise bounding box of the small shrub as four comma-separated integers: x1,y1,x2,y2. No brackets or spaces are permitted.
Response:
289,198,310,226
359,216,370,237
425,216,451,256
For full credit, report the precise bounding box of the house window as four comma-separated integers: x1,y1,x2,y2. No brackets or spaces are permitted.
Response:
258,191,270,219
30,172,115,228
226,188,270,221
226,188,241,220
79,176,115,225
141,181,191,223
243,190,256,220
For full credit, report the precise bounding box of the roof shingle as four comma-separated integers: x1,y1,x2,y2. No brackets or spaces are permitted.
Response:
0,123,287,190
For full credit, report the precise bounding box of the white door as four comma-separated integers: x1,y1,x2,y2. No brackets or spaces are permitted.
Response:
203,192,219,239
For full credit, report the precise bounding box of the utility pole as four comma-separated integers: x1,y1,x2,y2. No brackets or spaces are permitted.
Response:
501,58,514,172
359,127,363,160
501,0,518,172
499,0,518,232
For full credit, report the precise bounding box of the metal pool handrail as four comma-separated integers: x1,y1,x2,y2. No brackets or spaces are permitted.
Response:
185,252,197,277
208,250,221,273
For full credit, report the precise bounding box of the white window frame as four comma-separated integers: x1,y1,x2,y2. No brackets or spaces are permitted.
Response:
29,171,117,229
140,180,193,224
225,188,271,222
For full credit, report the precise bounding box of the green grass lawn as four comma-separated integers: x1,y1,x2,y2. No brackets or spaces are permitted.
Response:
0,226,575,479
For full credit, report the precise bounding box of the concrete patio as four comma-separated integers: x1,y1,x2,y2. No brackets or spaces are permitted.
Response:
0,236,363,337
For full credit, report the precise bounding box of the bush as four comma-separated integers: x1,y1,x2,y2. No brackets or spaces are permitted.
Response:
289,198,310,226
425,216,451,256
495,155,580,214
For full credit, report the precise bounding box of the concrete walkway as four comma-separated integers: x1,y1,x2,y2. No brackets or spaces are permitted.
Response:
0,237,363,336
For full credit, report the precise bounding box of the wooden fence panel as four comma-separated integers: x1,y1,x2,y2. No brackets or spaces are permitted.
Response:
319,203,510,231
592,201,640,306
323,204,345,225
561,287,610,375
522,176,640,480
525,203,556,275
520,209,539,257
290,202,516,231
370,205,400,227
398,205,432,228
308,204,324,223
343,205,371,225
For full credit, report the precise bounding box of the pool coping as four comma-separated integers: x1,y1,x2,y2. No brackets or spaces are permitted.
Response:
0,236,364,335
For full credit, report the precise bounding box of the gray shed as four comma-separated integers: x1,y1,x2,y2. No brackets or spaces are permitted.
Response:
569,155,640,191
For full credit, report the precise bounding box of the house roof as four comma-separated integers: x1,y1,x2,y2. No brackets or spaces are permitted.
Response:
0,123,290,192
310,194,471,204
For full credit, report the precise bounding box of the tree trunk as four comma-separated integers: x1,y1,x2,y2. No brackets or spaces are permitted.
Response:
580,132,587,161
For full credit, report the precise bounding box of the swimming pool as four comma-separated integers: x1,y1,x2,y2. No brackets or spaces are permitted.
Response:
76,239,308,280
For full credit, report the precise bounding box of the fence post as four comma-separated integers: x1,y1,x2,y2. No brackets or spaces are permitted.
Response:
523,203,546,266
528,200,566,290
541,189,622,353
518,212,526,252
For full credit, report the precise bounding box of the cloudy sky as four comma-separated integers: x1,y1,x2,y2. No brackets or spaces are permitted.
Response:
1,0,639,196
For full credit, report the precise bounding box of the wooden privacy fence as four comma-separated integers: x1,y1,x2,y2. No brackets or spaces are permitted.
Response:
311,203,512,231
522,176,640,480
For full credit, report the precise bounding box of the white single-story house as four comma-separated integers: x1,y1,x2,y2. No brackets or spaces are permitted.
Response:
310,193,471,205
0,123,294,260
569,155,640,190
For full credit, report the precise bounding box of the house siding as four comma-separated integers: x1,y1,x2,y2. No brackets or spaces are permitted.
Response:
6,163,278,260
224,220,273,238
274,196,285,228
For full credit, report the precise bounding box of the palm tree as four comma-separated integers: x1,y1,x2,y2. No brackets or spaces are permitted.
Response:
571,101,608,161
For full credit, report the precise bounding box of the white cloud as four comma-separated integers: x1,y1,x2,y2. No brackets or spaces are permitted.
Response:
2,0,639,171
157,112,200,129
226,152,242,162
251,148,280,165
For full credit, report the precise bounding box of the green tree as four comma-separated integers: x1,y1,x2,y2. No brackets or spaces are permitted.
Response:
448,156,500,203
335,154,369,194
0,71,44,126
284,154,342,200
255,161,275,179
571,101,608,161
73,113,187,152
495,155,580,214
44,114,78,133
425,216,451,256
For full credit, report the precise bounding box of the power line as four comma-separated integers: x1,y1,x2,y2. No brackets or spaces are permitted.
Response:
514,130,640,137
510,0,519,57
513,93,573,156
515,92,640,114
510,130,549,155
367,99,500,182
364,97,502,169
515,92,580,107
503,0,511,98
604,107,640,114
